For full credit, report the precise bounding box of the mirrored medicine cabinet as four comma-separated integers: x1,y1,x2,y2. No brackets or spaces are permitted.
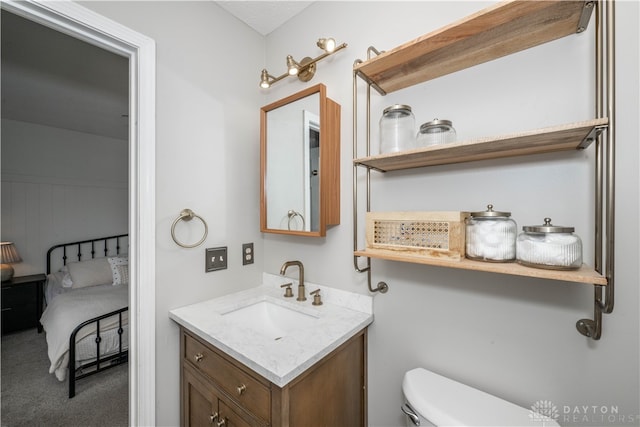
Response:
260,84,340,237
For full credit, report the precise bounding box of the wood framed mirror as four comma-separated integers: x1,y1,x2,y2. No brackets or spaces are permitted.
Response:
260,84,340,236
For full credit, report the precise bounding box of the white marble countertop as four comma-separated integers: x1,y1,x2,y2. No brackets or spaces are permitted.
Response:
169,273,373,387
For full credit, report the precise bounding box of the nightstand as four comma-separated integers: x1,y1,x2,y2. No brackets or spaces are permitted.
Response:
1,273,46,335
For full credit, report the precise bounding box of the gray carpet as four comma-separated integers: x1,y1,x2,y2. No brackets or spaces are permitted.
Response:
1,328,128,427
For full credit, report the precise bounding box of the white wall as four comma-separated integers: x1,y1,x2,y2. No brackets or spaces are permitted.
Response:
1,118,128,275
262,2,640,426
78,2,265,425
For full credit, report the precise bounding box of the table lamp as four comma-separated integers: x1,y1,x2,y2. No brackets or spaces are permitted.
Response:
1,242,22,282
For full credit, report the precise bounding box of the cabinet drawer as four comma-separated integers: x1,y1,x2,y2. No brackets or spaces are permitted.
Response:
2,303,37,334
1,284,36,308
184,332,270,422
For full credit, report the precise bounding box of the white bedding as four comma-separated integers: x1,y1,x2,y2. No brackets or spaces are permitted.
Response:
40,282,129,381
44,271,74,305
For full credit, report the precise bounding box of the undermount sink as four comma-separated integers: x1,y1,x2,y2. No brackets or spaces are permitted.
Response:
221,299,319,340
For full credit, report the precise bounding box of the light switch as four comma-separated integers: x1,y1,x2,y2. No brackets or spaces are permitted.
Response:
205,247,227,272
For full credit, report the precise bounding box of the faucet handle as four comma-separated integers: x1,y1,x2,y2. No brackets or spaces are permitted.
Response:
281,283,294,298
310,289,323,306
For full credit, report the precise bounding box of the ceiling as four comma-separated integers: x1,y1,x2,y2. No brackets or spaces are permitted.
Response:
215,1,313,36
1,10,129,140
0,3,311,141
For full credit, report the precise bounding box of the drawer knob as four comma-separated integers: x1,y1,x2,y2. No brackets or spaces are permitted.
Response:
194,353,204,362
236,383,247,395
210,412,226,426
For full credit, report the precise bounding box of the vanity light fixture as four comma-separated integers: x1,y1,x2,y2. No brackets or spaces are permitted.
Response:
259,37,347,89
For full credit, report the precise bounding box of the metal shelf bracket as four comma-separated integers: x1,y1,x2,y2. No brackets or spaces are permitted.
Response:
353,48,388,294
576,0,616,340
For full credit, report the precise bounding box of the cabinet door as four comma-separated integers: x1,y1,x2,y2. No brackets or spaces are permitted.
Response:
218,401,253,427
288,331,366,426
1,283,38,334
183,366,218,427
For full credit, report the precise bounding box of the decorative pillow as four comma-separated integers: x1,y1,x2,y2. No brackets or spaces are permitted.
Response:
115,264,129,285
67,257,113,289
108,256,129,286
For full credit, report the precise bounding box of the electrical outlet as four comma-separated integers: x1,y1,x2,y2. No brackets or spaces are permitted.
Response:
205,247,227,272
242,243,254,265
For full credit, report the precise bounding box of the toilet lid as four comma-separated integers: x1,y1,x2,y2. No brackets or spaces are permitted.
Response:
402,368,560,427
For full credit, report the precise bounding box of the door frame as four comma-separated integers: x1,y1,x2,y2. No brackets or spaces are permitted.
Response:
1,1,157,425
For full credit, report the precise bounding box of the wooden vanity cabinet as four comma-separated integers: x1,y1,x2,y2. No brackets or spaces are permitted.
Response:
180,327,367,427
183,364,252,427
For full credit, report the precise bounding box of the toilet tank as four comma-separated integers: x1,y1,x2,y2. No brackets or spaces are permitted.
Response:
402,368,560,427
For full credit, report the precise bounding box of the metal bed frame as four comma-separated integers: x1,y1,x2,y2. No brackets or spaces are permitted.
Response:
46,234,128,398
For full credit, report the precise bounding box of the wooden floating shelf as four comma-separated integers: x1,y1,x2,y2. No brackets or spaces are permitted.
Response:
354,249,607,285
354,118,608,172
354,0,595,94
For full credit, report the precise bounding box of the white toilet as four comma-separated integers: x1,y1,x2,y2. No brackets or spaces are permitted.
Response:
401,368,560,426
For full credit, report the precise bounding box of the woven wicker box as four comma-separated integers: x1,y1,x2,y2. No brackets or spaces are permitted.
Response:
365,211,469,260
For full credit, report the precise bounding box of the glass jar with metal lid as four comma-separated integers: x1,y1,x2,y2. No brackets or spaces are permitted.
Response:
516,218,583,270
416,118,456,147
465,204,517,262
379,104,415,154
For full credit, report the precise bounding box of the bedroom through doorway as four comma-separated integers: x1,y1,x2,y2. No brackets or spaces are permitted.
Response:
1,9,130,425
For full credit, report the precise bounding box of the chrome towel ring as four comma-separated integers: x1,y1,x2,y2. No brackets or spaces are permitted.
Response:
171,209,208,248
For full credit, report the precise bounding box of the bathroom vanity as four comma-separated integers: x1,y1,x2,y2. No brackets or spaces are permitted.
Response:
181,327,366,426
170,275,373,426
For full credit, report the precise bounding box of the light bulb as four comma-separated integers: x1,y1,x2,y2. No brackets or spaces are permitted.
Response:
318,37,336,53
286,55,299,76
260,69,271,88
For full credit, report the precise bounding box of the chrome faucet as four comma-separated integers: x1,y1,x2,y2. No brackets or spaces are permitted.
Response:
280,260,305,301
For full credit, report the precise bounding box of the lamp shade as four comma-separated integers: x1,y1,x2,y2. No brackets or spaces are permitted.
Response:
1,242,22,281
1,242,21,263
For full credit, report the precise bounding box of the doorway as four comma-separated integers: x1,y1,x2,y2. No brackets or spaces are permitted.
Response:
0,1,156,425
